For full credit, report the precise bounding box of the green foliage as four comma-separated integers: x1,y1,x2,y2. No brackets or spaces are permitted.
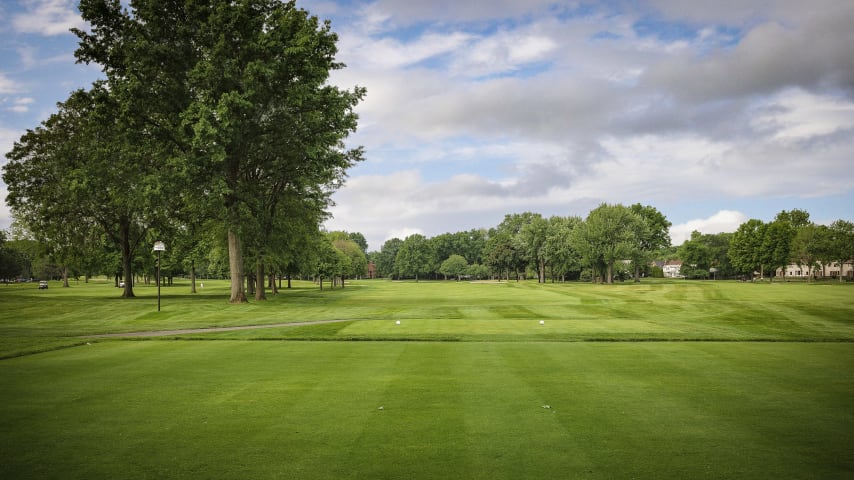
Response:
728,218,765,276
573,204,643,283
543,216,582,281
66,0,366,303
374,238,403,278
395,234,435,280
332,237,368,279
439,254,468,280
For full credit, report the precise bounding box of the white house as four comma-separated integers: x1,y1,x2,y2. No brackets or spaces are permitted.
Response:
777,261,854,280
662,260,683,278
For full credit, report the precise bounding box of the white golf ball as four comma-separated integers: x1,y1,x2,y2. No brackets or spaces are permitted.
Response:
539,320,545,325
395,320,401,325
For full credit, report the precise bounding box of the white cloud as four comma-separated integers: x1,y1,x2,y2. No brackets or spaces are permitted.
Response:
340,30,473,70
5,97,36,113
0,183,11,225
4,0,854,245
452,29,557,77
0,75,24,95
669,210,748,245
12,0,85,36
752,89,854,144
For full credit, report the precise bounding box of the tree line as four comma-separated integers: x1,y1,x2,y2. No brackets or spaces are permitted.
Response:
369,204,672,283
681,210,854,281
368,207,853,283
2,0,364,302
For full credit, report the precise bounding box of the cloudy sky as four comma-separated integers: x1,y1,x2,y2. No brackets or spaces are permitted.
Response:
2,0,853,250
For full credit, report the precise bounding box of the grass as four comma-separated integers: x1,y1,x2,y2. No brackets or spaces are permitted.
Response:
1,279,853,478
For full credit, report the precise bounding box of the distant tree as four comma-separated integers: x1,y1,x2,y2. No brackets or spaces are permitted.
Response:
680,231,734,280
430,233,457,267
574,204,642,283
826,220,854,282
314,236,340,290
728,219,766,278
518,214,549,283
395,234,434,281
348,232,368,253
0,232,24,282
543,216,582,281
762,222,793,282
790,224,827,281
484,213,536,281
483,230,518,281
332,238,368,286
439,254,469,281
375,238,403,278
467,263,490,280
629,204,672,282
774,209,811,229
431,229,488,266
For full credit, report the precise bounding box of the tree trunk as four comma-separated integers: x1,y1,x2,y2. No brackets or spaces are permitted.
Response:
120,223,135,298
255,257,267,301
634,263,641,283
190,260,197,294
269,270,278,295
228,229,248,303
62,266,69,288
287,275,292,289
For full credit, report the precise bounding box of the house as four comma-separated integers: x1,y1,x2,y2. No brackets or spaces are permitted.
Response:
776,260,853,280
662,260,683,278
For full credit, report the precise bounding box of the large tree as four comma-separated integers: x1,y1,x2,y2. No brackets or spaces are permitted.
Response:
574,204,642,283
4,86,169,297
74,0,364,303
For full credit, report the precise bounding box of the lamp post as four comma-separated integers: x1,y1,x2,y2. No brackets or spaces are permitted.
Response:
154,241,166,311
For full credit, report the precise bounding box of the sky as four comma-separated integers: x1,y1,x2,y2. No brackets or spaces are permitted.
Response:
2,0,853,251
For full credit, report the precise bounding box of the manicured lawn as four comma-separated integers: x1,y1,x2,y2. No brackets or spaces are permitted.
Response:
2,279,853,357
1,341,852,479
1,279,853,478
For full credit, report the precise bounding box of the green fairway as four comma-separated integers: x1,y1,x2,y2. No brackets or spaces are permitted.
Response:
1,279,853,478
1,279,853,357
1,341,852,479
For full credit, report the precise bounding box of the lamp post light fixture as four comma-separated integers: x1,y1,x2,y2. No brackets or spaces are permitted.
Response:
154,241,166,311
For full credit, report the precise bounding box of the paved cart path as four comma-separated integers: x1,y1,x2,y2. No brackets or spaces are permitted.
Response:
86,319,352,338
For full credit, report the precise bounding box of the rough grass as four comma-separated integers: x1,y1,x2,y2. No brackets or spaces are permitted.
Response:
1,279,853,479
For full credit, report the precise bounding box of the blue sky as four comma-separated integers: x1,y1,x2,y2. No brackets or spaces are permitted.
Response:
2,0,853,251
